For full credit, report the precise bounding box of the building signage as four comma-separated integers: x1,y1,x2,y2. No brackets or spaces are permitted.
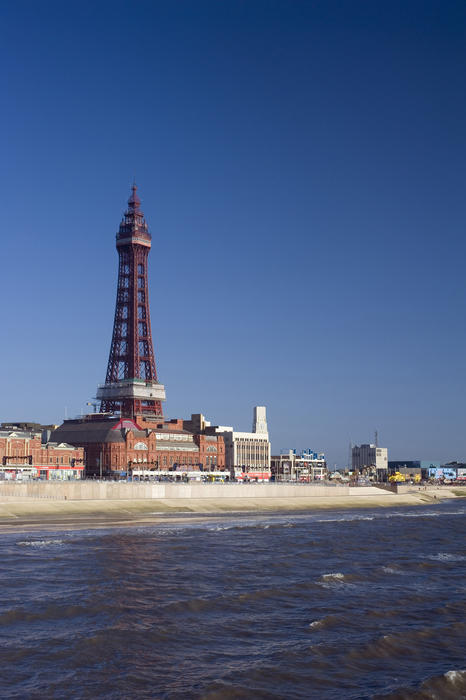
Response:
236,471,271,481
429,467,457,480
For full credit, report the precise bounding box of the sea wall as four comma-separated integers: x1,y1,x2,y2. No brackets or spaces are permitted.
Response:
0,481,350,501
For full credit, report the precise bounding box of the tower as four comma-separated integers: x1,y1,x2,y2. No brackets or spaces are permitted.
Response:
97,185,166,419
252,406,268,435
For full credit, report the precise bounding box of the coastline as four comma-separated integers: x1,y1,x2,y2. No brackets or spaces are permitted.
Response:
1,485,464,533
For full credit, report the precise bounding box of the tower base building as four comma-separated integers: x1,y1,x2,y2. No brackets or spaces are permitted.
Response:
52,414,225,478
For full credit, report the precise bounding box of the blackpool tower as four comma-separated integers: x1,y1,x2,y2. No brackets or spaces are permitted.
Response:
97,185,166,419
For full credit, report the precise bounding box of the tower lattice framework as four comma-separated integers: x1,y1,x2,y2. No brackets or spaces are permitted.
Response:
98,185,165,418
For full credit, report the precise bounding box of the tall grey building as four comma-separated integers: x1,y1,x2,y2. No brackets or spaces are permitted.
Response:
352,444,388,472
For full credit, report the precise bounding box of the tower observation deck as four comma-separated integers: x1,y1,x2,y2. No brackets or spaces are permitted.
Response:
97,185,166,418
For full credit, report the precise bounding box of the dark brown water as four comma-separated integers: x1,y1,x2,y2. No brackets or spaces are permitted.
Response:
1,502,466,699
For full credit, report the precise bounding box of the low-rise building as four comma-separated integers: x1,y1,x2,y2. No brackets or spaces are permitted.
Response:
388,460,442,481
431,462,466,481
271,449,327,482
0,427,84,480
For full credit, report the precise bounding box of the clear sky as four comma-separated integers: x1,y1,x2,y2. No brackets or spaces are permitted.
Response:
1,0,466,467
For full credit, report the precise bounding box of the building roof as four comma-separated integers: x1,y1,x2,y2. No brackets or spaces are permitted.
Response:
0,430,39,439
43,441,78,450
51,417,130,444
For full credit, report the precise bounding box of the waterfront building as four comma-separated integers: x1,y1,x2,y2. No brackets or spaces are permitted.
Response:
388,460,442,481
0,427,84,480
445,462,466,481
352,444,388,479
51,186,225,477
430,462,466,481
53,415,225,476
199,406,272,481
271,449,327,482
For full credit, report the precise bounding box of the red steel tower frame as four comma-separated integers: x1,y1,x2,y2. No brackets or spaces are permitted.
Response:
97,186,166,418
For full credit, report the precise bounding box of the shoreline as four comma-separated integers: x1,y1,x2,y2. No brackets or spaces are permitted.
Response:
1,486,464,533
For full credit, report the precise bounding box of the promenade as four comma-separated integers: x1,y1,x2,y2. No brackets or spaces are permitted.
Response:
0,482,464,529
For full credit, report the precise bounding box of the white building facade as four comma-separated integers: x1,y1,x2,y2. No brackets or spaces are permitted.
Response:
213,406,271,480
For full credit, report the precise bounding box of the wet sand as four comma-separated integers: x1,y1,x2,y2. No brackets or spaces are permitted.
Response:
1,486,464,533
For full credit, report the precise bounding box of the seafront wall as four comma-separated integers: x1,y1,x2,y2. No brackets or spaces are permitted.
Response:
0,481,350,501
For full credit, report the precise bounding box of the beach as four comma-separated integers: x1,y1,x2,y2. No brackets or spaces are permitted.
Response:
0,484,464,532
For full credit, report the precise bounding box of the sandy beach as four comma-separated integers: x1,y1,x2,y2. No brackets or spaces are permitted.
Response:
0,485,464,533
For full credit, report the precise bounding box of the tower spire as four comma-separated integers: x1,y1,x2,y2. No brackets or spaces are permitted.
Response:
128,182,141,212
97,186,166,419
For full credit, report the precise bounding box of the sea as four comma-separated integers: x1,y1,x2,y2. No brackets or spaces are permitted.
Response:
1,501,465,699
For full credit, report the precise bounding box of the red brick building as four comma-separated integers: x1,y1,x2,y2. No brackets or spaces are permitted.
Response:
0,428,85,480
51,414,225,477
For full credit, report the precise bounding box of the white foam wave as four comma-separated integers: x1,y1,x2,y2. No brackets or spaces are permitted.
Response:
309,619,323,628
208,525,234,531
381,566,400,575
316,515,374,523
385,509,466,519
316,571,358,590
426,552,466,562
385,511,441,518
17,539,64,547
321,572,345,581
206,520,282,532
444,669,466,684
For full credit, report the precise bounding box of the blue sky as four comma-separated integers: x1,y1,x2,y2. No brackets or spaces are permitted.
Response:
1,0,466,467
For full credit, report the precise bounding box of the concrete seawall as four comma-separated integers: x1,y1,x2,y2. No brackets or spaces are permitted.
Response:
1,483,462,526
0,481,350,501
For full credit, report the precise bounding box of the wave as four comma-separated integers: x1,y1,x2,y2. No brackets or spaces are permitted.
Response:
205,520,293,532
381,566,402,575
374,668,466,699
321,572,345,580
316,572,350,588
425,552,466,562
16,539,64,547
315,516,375,523
384,509,466,519
0,603,106,626
347,622,466,668
308,615,340,630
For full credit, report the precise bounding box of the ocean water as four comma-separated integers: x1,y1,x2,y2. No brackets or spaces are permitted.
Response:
1,502,466,699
